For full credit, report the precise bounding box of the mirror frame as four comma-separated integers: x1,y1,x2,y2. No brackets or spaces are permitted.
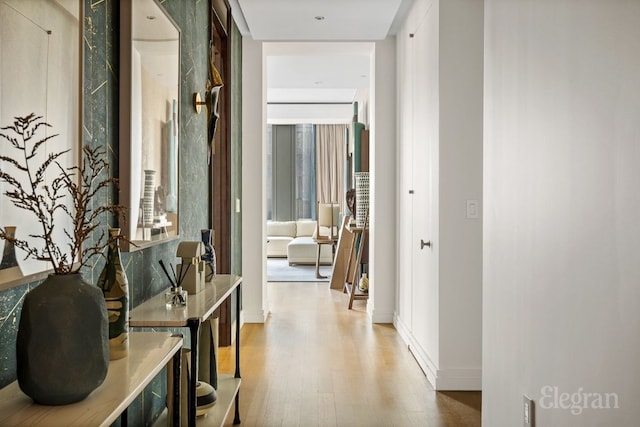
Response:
0,0,83,291
119,0,181,252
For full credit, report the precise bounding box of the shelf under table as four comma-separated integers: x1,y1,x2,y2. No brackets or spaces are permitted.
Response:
154,375,241,427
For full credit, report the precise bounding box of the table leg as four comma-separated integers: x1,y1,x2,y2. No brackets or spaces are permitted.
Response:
170,335,182,427
315,244,327,279
120,408,128,427
187,318,201,427
233,284,242,424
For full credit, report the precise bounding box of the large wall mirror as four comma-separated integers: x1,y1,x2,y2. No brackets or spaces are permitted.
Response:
119,0,180,251
0,0,81,290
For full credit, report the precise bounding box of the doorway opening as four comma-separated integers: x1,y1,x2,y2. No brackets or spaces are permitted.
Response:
263,42,374,290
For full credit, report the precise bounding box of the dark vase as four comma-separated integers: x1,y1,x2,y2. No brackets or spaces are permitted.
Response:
17,273,109,405
201,229,216,281
97,228,129,360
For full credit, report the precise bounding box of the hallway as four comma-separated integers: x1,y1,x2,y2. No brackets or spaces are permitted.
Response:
220,282,481,426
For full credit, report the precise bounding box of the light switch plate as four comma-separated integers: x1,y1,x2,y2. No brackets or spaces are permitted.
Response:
466,199,479,219
523,395,534,427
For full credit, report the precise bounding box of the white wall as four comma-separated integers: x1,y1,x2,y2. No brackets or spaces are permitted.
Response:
354,87,370,127
484,0,640,425
438,0,483,383
241,37,268,323
367,37,397,323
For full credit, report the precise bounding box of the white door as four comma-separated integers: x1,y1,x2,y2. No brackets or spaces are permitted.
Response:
409,4,439,363
396,33,414,330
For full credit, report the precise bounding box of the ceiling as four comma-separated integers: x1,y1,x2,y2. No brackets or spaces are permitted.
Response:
234,0,408,41
267,52,370,123
228,0,414,123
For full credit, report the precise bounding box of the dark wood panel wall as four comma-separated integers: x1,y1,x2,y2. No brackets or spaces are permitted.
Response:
209,0,233,346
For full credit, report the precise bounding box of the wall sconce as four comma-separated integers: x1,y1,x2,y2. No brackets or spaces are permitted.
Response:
194,53,224,164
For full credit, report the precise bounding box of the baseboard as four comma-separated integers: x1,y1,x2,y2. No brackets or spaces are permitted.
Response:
242,309,267,323
393,313,412,343
407,338,439,388
367,304,394,323
435,369,482,391
393,314,481,391
393,314,438,386
287,260,332,266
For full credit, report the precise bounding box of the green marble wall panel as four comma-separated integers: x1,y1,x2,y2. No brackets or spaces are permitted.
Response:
0,283,31,387
0,1,216,425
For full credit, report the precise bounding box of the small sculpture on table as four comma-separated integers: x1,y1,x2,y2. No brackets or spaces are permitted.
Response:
176,241,206,294
346,188,356,220
201,229,216,282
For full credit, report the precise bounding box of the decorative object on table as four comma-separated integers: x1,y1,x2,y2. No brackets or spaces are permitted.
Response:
164,286,188,308
165,345,219,421
358,273,369,292
17,273,108,405
198,318,219,405
346,188,356,218
350,102,366,172
165,99,178,213
154,186,166,219
0,225,22,275
200,229,216,281
158,259,188,308
0,114,128,405
196,381,217,416
354,171,370,227
176,241,206,294
142,169,156,226
97,228,129,360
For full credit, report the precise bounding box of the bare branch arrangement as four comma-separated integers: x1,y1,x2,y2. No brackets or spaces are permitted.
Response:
0,114,126,274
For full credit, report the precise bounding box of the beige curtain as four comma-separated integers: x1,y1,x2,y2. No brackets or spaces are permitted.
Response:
316,124,347,215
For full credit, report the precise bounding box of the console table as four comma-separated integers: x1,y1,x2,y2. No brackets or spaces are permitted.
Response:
0,332,183,426
130,274,242,427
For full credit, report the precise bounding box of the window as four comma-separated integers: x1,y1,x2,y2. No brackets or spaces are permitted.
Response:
266,124,316,220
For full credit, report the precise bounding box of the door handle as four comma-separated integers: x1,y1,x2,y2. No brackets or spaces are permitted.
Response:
420,239,431,249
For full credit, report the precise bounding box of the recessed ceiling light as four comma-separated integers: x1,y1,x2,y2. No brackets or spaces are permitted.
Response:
314,16,325,21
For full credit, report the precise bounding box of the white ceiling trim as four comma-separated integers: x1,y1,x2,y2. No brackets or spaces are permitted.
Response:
227,0,250,35
267,104,353,125
237,0,403,41
268,88,357,104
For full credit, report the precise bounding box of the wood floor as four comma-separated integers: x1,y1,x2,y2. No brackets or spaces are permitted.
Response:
219,282,481,427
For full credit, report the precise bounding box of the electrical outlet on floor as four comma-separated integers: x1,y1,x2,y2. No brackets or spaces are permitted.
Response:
523,395,534,427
